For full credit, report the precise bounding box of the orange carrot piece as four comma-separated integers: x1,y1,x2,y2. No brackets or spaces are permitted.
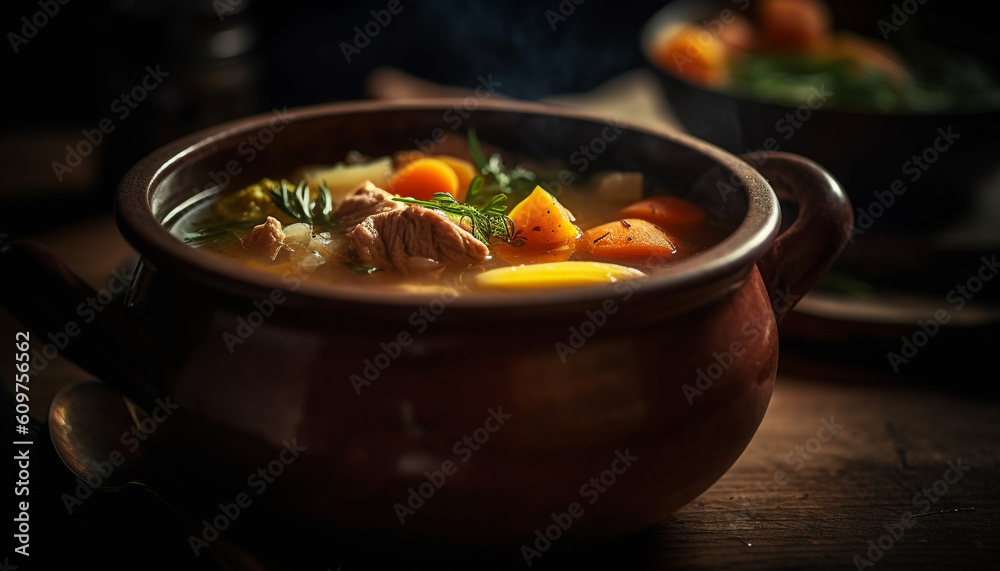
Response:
393,150,426,169
433,156,476,202
651,25,729,87
618,196,708,235
579,219,679,263
757,0,832,53
490,242,574,266
386,158,459,201
718,13,757,52
507,186,580,252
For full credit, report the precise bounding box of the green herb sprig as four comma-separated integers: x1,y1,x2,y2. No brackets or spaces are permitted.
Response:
393,190,516,245
267,179,334,224
465,128,544,209
181,220,261,245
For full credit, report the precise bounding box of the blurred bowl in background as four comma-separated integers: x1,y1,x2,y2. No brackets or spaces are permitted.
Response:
639,0,1000,374
640,0,1000,236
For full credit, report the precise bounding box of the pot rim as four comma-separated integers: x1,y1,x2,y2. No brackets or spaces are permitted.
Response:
115,98,780,311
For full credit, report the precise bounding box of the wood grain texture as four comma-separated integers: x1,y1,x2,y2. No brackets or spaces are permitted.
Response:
645,376,999,570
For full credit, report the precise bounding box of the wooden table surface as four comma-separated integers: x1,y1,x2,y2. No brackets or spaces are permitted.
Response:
650,374,999,570
2,213,998,570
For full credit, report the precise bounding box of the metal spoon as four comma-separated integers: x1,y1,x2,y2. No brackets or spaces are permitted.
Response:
48,380,267,571
49,380,147,489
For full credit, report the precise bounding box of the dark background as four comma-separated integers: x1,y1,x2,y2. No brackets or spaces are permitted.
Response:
2,1,999,569
2,0,999,234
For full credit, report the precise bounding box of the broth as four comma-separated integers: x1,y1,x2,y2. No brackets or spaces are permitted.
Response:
171,139,729,295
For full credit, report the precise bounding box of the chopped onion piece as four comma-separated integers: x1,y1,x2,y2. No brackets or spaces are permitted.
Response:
299,250,327,272
282,223,313,250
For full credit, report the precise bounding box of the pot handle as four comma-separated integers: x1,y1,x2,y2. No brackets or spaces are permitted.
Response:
0,240,163,411
740,152,854,323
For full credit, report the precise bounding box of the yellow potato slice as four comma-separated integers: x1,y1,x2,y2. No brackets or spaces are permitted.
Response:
473,261,645,290
300,156,393,199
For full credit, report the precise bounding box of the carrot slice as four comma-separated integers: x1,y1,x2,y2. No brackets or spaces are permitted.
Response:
433,156,476,201
386,158,459,201
618,196,708,235
507,186,580,252
579,219,679,264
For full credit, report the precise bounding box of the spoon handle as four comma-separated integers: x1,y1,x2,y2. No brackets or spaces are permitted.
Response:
135,481,272,571
0,240,164,411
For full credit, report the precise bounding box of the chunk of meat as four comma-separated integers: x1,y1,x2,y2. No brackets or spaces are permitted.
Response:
348,206,489,273
333,181,406,227
241,216,284,260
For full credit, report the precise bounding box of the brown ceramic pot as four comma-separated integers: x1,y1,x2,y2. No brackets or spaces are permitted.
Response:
0,100,851,554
